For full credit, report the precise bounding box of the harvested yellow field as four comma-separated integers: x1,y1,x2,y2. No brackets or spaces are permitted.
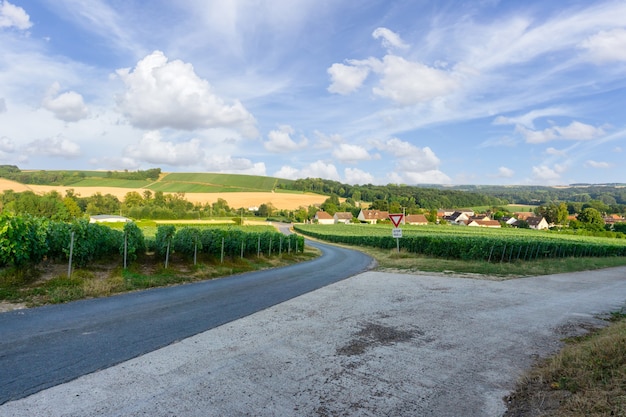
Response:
0,179,327,210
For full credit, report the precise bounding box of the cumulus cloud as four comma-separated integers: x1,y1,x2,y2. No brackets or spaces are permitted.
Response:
580,28,626,63
327,54,459,105
41,82,89,122
497,166,515,178
584,160,611,169
203,155,266,175
116,51,257,136
332,143,371,163
264,125,307,153
24,136,80,158
274,161,341,181
327,62,370,95
372,27,409,50
376,137,450,184
0,1,31,30
531,165,565,184
344,167,375,184
125,131,205,165
517,121,605,143
373,55,458,105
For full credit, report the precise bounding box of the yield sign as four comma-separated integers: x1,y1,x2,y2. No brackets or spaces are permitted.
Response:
389,213,403,228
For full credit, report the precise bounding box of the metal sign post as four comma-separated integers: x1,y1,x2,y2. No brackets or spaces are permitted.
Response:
389,214,404,253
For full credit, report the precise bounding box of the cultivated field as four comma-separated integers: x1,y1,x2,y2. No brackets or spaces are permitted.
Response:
0,178,328,210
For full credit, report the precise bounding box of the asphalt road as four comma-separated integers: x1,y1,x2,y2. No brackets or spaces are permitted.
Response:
0,239,374,405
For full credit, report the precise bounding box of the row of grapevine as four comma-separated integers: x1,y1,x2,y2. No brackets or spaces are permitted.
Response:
294,224,626,261
1,213,304,270
162,226,303,259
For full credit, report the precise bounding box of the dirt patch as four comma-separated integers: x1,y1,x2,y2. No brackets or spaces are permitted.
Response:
336,322,420,356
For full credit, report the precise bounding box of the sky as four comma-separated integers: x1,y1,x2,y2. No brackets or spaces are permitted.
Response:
0,0,625,186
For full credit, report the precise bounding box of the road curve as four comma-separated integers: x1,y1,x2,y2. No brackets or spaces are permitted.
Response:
0,239,373,405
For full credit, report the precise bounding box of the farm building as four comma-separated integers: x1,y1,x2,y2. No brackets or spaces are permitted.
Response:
314,211,334,225
357,209,389,224
468,219,501,228
526,216,549,230
405,214,428,225
334,212,353,224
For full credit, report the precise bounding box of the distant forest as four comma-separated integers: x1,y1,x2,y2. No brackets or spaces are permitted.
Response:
0,165,161,185
279,178,626,211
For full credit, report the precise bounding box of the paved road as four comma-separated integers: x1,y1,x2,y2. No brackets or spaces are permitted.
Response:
0,240,373,405
2,267,625,416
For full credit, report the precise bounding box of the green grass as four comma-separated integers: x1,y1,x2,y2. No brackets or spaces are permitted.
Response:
65,178,153,188
156,172,292,192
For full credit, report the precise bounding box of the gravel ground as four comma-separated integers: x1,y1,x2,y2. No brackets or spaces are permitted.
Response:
2,267,625,417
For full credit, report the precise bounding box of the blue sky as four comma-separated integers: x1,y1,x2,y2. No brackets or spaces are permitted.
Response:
1,0,625,186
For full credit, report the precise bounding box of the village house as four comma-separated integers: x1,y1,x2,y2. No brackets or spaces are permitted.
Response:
334,212,353,224
437,208,474,219
89,215,130,223
357,209,389,224
526,216,549,230
468,219,501,228
443,211,471,225
405,214,429,225
314,211,334,225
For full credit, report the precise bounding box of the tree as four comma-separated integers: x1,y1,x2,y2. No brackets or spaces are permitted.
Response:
576,207,605,231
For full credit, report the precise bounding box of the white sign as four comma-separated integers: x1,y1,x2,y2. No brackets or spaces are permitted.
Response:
392,228,402,238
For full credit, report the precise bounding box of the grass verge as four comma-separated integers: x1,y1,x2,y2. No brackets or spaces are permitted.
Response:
328,244,626,279
505,313,626,416
0,246,319,308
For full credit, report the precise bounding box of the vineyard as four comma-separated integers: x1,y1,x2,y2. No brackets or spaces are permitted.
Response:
294,224,626,261
0,214,304,270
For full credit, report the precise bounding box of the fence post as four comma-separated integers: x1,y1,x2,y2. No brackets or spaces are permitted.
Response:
241,240,244,259
68,231,75,278
123,231,128,269
257,235,261,257
221,237,225,263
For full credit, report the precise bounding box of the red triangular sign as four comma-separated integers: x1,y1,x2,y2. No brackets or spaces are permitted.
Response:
389,214,403,228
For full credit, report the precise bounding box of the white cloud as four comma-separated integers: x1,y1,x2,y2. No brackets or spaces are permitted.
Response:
115,51,258,136
492,107,568,129
332,143,371,163
274,161,341,181
553,121,605,140
584,160,611,169
580,28,626,63
0,1,31,30
0,136,14,152
273,166,300,180
125,131,205,165
372,27,409,50
344,167,375,184
517,121,605,143
203,155,266,175
24,136,80,158
372,55,459,105
531,165,566,184
264,125,307,153
376,138,450,184
41,82,89,122
545,147,567,156
327,62,370,95
497,166,514,178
